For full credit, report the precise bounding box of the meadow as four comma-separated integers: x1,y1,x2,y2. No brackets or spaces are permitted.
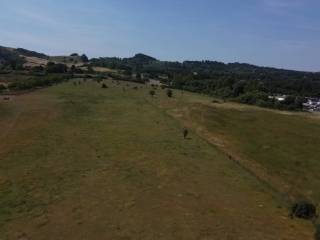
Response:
0,79,317,239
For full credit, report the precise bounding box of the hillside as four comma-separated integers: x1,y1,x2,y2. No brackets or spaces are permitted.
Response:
90,53,320,111
0,46,24,66
0,79,318,239
0,46,88,69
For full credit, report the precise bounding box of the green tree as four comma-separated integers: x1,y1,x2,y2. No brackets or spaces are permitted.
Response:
81,54,89,63
149,90,155,97
166,89,173,98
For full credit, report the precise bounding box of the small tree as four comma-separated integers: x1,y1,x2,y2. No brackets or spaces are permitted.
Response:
290,201,317,220
70,65,76,73
167,89,173,98
102,83,108,89
136,73,142,80
149,90,155,97
81,54,89,63
0,84,6,92
87,65,94,73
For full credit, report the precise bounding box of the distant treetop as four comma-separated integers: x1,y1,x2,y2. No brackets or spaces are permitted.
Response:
81,54,89,63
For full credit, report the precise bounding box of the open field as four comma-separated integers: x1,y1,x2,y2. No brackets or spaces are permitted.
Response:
93,67,118,73
0,80,317,239
157,92,320,203
22,57,48,68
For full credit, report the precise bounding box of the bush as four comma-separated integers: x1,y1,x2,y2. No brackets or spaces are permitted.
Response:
0,84,6,92
8,75,69,91
81,54,89,63
237,91,269,105
166,89,173,98
290,201,317,220
46,62,68,73
94,75,104,83
102,83,108,89
149,90,155,97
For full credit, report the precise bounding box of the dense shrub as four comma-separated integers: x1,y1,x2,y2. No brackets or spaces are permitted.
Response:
0,84,6,92
46,62,68,73
81,54,89,63
236,91,269,105
290,201,317,220
8,75,70,90
149,90,155,97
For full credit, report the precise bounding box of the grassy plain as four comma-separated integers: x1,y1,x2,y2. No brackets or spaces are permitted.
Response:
0,79,317,239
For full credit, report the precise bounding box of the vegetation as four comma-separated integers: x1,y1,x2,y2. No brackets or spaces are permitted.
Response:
80,54,89,63
0,80,315,239
149,89,155,97
0,46,25,70
0,84,6,92
291,201,317,220
175,98,320,203
2,45,318,111
15,48,48,59
90,55,320,110
166,89,173,98
46,62,68,74
7,75,71,90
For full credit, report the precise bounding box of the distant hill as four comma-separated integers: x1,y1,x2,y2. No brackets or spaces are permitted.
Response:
0,46,89,68
1,45,320,100
0,46,25,68
124,53,157,65
15,48,48,59
91,53,320,100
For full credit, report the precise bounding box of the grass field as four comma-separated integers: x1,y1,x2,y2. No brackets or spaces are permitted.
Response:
158,92,320,203
0,79,317,239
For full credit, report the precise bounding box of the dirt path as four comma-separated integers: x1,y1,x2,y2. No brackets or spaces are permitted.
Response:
167,104,300,204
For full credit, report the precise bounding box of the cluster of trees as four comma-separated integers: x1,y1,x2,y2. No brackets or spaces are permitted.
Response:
90,53,156,73
7,75,71,91
32,62,86,74
69,53,89,63
0,46,25,70
90,55,320,110
46,62,68,73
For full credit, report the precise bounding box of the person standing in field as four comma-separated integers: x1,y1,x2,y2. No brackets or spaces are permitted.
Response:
183,129,189,139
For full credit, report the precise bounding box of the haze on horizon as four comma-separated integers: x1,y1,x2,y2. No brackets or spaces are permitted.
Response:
0,0,319,72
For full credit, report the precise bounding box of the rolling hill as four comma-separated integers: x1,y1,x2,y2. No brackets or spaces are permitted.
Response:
0,79,317,239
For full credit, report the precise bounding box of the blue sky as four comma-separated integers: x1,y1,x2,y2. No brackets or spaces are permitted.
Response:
0,0,319,71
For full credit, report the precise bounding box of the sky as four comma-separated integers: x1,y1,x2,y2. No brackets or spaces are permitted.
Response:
0,0,319,71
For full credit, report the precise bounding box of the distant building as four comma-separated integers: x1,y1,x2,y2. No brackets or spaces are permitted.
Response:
303,97,320,112
268,95,287,102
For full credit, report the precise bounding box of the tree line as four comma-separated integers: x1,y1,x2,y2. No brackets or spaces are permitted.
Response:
90,56,320,110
